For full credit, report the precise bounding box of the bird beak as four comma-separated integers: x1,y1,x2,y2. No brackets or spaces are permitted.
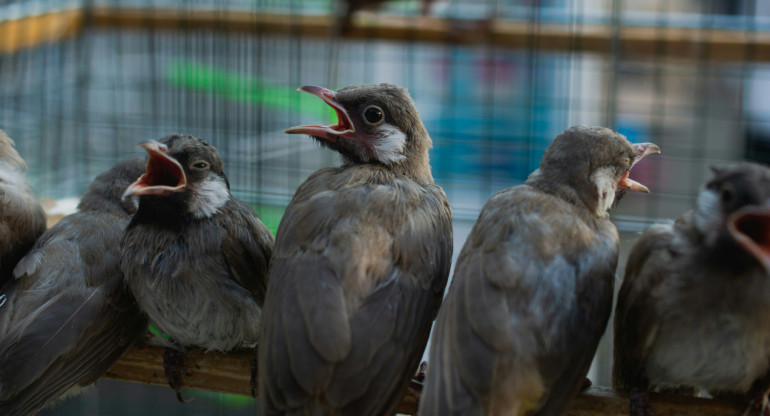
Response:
728,206,770,273
619,143,661,194
122,140,187,199
283,86,356,143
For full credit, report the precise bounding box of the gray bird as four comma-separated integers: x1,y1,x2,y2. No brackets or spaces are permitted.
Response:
0,157,149,416
0,130,46,288
120,134,274,401
419,125,660,416
259,83,453,416
613,162,770,416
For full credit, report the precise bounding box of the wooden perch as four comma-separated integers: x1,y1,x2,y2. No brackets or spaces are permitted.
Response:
0,9,83,53
3,7,770,62
88,7,770,62
105,343,746,416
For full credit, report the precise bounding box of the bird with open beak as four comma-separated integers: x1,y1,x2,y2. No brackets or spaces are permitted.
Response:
0,130,46,289
120,134,274,401
259,83,453,415
0,158,149,416
614,162,770,416
419,125,660,416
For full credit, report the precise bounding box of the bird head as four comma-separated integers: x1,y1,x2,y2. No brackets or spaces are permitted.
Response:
284,83,433,183
697,163,770,272
123,134,231,219
532,125,660,218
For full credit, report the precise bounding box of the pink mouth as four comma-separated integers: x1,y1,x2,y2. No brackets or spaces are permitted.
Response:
283,86,355,140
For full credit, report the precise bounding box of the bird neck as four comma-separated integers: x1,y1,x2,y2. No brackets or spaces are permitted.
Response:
527,168,606,219
132,195,190,228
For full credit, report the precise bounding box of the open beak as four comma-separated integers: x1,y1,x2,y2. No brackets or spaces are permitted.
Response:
283,86,356,143
122,140,187,199
620,143,661,194
728,206,770,273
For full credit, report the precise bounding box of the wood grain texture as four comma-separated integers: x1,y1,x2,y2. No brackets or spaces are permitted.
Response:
104,343,745,416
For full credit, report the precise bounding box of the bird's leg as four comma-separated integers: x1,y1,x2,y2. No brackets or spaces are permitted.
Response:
408,361,429,398
250,345,259,398
163,342,191,403
630,389,654,416
581,377,593,392
742,385,770,416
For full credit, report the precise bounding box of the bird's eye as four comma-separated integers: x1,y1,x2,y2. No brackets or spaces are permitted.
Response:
720,184,735,205
192,161,209,170
619,157,631,166
364,106,384,124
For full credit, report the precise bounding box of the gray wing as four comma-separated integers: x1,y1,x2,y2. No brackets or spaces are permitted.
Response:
421,187,616,416
260,178,452,416
218,198,274,306
0,213,148,416
612,221,679,391
0,177,46,287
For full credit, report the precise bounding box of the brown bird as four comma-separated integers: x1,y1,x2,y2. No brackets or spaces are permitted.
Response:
120,134,274,401
0,158,149,416
613,162,770,416
419,125,660,416
259,83,453,415
0,130,46,288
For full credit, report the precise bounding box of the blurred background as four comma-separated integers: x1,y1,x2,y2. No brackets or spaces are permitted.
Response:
1,0,768,413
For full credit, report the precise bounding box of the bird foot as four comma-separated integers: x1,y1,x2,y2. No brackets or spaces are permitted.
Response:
163,347,191,403
743,386,770,416
581,377,593,392
408,361,428,398
630,389,654,416
250,347,259,398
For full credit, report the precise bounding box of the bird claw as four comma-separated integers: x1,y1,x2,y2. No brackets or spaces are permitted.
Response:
630,389,654,416
581,377,593,392
408,361,429,399
743,386,770,416
250,348,259,398
163,347,191,403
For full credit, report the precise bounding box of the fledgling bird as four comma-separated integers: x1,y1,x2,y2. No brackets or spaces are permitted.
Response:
0,130,46,288
0,157,149,416
259,83,453,416
120,134,274,401
613,162,770,416
419,125,660,416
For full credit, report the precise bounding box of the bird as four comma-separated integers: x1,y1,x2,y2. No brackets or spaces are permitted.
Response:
0,157,149,416
0,130,46,288
120,134,274,401
613,162,770,416
419,125,660,416
259,83,453,416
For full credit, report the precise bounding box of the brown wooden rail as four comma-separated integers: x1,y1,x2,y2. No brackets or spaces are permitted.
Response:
2,7,770,61
104,343,747,416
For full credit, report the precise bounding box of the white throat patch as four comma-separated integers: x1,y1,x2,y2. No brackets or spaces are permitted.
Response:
370,123,407,164
693,189,720,233
590,166,617,218
189,175,229,218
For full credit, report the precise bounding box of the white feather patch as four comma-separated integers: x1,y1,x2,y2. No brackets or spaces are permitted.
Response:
189,175,229,218
590,166,618,218
694,189,720,233
370,123,407,164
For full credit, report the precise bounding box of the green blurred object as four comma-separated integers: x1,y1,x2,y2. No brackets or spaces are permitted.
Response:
165,59,334,122
189,390,256,408
253,204,286,236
